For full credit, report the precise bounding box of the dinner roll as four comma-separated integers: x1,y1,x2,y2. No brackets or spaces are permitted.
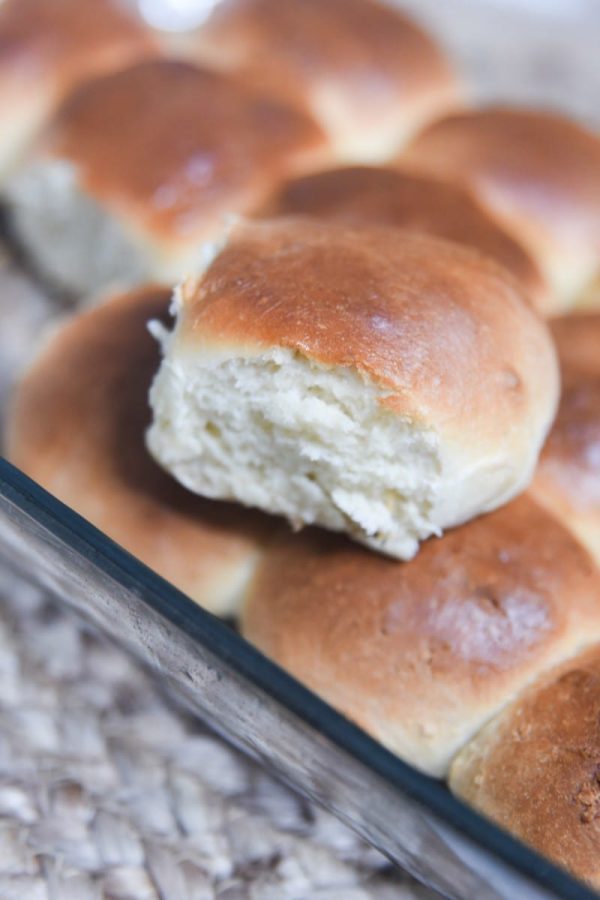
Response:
147,218,559,560
190,0,460,162
578,275,600,311
0,0,156,183
241,497,600,776
531,314,600,564
401,107,600,315
450,643,600,888
5,59,327,296
6,285,275,616
260,166,549,313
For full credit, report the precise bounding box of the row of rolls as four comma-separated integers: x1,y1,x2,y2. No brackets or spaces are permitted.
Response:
2,0,600,888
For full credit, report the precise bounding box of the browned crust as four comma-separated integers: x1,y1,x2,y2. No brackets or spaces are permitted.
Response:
0,0,157,95
401,107,600,262
6,285,275,607
178,218,557,450
450,643,600,889
531,314,600,559
193,0,459,136
47,60,327,240
259,166,548,311
549,313,600,378
242,496,600,769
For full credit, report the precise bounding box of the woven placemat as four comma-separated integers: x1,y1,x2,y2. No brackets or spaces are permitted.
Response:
0,568,433,900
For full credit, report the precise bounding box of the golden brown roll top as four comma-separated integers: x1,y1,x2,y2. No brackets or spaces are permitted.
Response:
191,0,460,161
402,107,600,314
450,644,600,889
5,59,329,295
147,218,559,560
0,0,157,181
577,273,600,311
6,286,275,616
0,0,156,87
241,496,600,777
259,166,549,312
47,59,328,244
162,218,556,451
531,313,600,564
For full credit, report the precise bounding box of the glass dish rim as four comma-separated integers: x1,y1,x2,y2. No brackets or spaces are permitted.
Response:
0,455,596,900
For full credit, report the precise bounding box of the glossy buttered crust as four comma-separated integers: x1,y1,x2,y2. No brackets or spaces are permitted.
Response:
192,0,459,150
259,166,548,311
241,496,600,775
45,59,327,242
531,313,600,562
401,107,600,308
402,107,600,252
450,644,600,889
178,218,558,460
0,0,156,92
6,286,275,614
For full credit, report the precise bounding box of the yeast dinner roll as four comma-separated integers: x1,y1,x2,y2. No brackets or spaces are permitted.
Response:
259,166,549,313
450,644,600,888
0,0,156,183
401,108,600,315
241,497,600,777
190,0,460,162
5,59,327,296
531,314,600,565
6,286,275,616
147,218,559,560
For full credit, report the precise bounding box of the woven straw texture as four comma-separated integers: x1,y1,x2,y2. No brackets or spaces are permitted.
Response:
0,568,431,900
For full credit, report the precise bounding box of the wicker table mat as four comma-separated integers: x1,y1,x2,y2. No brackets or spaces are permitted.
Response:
0,567,432,900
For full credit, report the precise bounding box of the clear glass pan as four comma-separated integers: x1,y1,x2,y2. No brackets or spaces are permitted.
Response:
0,458,596,900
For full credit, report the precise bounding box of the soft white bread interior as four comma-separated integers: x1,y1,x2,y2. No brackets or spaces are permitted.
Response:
6,285,276,616
530,313,600,565
147,217,559,560
0,0,157,184
4,60,328,296
188,0,461,162
401,107,600,315
5,158,216,298
241,497,600,777
258,165,550,314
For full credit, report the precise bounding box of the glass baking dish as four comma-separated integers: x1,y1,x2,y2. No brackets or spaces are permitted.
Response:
0,457,596,900
1,1,599,896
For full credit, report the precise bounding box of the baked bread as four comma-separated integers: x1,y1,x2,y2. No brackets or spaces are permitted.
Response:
5,59,327,296
259,166,549,313
531,314,600,565
450,644,600,889
189,0,460,162
146,217,559,560
241,497,600,777
401,107,600,315
6,285,275,616
577,275,600,311
0,0,156,184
